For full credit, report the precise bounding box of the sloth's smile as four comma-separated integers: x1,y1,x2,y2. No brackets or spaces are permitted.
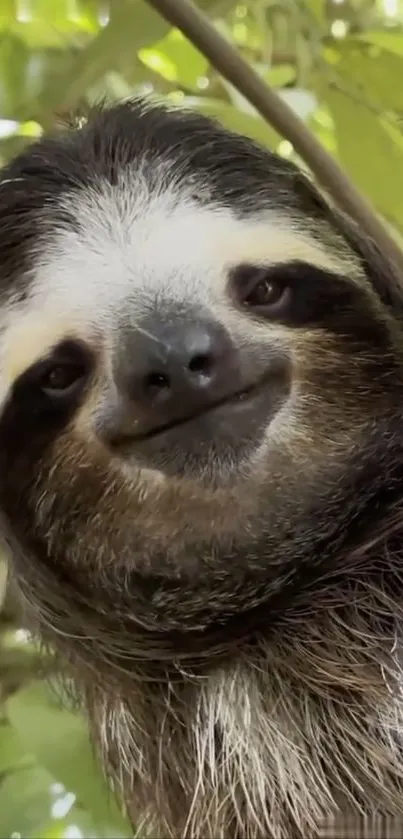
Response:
108,369,290,477
111,377,264,444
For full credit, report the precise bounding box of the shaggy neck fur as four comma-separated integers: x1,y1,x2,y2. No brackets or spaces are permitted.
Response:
14,526,403,839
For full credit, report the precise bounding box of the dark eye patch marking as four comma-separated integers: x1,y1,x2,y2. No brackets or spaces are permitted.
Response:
229,261,359,326
229,259,392,344
0,338,94,462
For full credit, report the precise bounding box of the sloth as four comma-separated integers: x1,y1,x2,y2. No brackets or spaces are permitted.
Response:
1,97,403,838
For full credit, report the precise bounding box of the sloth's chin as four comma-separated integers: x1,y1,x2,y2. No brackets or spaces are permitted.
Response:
112,381,289,478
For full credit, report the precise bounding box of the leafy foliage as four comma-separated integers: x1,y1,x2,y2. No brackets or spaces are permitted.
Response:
0,0,403,836
0,628,131,838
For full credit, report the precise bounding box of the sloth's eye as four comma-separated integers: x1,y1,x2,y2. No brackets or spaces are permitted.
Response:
38,361,87,398
25,339,93,403
231,265,292,316
244,276,290,311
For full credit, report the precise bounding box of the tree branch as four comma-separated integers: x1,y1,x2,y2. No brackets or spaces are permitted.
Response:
145,0,403,276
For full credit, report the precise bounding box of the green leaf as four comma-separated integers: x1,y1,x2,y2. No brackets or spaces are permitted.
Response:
77,0,107,28
323,38,403,114
198,0,239,14
266,63,296,89
7,0,99,47
30,0,81,17
9,20,94,48
100,0,171,48
40,808,127,839
184,96,281,150
308,105,337,154
358,31,403,57
0,0,16,28
304,0,326,25
140,28,209,89
325,86,403,228
37,0,172,117
0,33,29,119
0,764,54,838
7,681,131,835
0,719,33,774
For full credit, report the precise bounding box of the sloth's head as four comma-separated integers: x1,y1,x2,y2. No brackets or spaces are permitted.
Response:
1,98,403,659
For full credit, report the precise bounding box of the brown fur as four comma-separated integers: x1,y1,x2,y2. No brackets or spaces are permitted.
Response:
2,99,403,837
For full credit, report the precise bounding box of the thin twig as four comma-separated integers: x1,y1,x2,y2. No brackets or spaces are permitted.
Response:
145,0,403,275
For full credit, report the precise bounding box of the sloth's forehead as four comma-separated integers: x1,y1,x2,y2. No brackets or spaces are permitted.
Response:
0,173,358,392
27,182,352,317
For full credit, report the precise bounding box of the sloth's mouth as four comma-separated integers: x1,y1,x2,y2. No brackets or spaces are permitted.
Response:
106,361,291,475
113,378,264,448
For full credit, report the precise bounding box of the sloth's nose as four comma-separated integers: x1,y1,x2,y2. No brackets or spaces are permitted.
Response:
111,312,242,437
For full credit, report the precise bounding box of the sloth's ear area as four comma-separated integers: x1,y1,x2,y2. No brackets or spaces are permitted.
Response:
294,170,403,315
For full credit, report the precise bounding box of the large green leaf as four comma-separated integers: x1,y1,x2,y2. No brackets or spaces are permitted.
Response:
7,681,131,835
77,0,107,29
7,0,99,47
0,0,16,27
26,0,80,17
140,28,209,89
185,96,281,150
0,719,33,774
325,86,403,229
322,38,403,114
0,33,30,119
37,0,172,118
266,63,296,89
0,764,54,838
304,0,326,25
358,31,403,57
9,21,94,49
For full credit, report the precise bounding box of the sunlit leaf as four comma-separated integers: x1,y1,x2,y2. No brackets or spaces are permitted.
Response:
139,46,177,83
29,0,79,18
140,28,209,89
0,764,54,838
325,86,403,229
304,0,326,25
9,20,94,48
266,63,296,89
40,820,69,839
19,117,42,136
7,681,131,835
0,719,33,773
0,33,30,119
323,38,403,114
359,31,403,57
308,106,337,154
36,0,172,118
0,0,16,27
77,0,107,28
8,0,98,47
40,808,127,839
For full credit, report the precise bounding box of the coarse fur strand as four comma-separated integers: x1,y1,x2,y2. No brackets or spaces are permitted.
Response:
2,97,403,838
12,518,403,838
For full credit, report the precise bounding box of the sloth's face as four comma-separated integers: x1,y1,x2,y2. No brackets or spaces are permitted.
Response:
1,100,403,638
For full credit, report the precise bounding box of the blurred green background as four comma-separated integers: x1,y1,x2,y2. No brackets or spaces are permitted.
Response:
1,0,403,836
